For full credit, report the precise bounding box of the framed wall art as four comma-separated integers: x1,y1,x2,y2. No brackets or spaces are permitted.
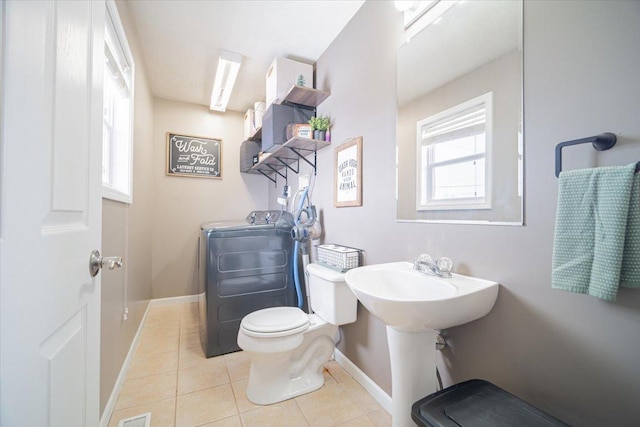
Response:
166,132,222,179
334,136,363,207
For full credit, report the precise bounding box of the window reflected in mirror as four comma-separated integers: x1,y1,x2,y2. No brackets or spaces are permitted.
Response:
417,92,492,211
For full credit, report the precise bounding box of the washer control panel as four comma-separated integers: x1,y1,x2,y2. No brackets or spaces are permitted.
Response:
245,210,284,225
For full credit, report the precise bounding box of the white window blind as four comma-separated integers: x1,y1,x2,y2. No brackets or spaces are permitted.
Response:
421,103,486,145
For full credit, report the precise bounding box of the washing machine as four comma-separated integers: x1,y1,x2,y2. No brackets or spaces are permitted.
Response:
198,210,298,357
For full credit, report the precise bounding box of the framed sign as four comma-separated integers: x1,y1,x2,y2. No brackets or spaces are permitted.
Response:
166,133,222,179
293,124,313,139
334,137,363,207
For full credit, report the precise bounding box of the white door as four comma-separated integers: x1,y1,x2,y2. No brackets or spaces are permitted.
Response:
1,1,105,426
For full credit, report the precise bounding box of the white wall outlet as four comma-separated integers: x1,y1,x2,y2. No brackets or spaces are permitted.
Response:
299,174,310,189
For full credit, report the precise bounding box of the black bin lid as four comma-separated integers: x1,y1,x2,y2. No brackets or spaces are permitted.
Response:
411,379,570,427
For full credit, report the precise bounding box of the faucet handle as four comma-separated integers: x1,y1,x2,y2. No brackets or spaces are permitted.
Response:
413,253,431,271
416,253,433,264
436,257,453,277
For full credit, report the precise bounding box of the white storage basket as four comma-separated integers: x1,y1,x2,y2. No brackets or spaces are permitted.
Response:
317,244,360,271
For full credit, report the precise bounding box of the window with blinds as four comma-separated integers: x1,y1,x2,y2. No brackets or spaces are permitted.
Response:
416,92,492,210
103,1,134,203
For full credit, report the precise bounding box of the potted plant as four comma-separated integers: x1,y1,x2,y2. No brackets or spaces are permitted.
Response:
309,115,330,141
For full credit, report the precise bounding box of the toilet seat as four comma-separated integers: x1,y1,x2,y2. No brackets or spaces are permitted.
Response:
240,306,310,338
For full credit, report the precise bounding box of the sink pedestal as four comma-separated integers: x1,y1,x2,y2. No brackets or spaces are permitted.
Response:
387,327,437,427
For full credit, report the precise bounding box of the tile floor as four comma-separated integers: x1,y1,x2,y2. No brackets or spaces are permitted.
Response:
108,302,392,427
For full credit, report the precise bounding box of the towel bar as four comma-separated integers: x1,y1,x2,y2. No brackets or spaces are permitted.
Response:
555,133,617,177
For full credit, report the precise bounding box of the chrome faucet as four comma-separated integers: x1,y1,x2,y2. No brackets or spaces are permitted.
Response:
413,254,453,278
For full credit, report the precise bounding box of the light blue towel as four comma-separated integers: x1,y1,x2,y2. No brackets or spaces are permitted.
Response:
552,163,640,301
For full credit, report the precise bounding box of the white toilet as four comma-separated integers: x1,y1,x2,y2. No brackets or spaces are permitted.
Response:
237,262,357,405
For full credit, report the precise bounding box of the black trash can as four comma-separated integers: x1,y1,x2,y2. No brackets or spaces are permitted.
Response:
411,379,569,427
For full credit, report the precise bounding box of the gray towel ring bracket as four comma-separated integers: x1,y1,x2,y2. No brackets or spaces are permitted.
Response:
555,132,640,177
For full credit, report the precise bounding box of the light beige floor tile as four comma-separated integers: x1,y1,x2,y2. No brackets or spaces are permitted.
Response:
325,360,353,383
368,409,392,427
230,379,262,414
144,322,179,340
199,415,242,427
178,359,230,395
115,371,177,410
136,333,180,359
181,314,199,329
149,304,183,316
181,301,198,313
338,415,376,427
295,382,365,427
144,314,180,328
141,321,181,340
181,317,199,330
178,345,224,370
180,320,200,335
225,352,250,382
179,331,201,350
108,397,176,427
146,306,182,327
128,351,179,380
338,378,384,414
223,350,248,362
241,400,309,427
175,384,237,427
145,313,181,329
181,302,199,323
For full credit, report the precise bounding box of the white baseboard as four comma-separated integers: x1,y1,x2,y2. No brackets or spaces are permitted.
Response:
99,295,199,427
334,348,392,414
99,301,152,427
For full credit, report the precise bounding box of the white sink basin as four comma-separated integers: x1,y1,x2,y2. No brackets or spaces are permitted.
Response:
344,261,499,331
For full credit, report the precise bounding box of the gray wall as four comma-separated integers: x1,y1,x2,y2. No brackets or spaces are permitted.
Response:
269,1,640,425
150,99,267,298
100,0,154,415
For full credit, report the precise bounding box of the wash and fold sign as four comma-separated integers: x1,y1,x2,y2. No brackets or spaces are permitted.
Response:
166,133,222,179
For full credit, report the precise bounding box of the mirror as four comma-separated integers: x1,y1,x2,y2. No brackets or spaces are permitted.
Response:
396,0,523,224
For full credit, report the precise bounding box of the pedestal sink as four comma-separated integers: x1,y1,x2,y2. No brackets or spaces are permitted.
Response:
344,262,499,427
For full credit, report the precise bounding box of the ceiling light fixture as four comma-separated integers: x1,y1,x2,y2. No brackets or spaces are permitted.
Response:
210,50,243,112
402,1,456,41
394,1,419,12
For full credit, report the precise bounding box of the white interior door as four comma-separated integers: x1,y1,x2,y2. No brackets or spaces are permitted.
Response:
1,1,105,425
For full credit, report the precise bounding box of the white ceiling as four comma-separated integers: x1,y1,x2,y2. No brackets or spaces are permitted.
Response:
125,0,366,113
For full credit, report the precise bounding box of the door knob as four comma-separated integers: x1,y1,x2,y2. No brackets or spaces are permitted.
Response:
89,250,123,277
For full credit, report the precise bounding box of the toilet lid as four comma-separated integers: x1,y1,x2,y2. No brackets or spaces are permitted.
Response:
241,307,310,337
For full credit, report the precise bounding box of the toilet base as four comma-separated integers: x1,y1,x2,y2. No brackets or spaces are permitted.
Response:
241,319,338,405
246,363,325,405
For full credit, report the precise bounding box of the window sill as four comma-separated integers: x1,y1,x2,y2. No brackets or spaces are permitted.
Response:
102,186,132,204
417,201,491,211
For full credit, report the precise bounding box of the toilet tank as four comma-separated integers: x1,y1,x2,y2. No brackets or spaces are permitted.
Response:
306,263,357,325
